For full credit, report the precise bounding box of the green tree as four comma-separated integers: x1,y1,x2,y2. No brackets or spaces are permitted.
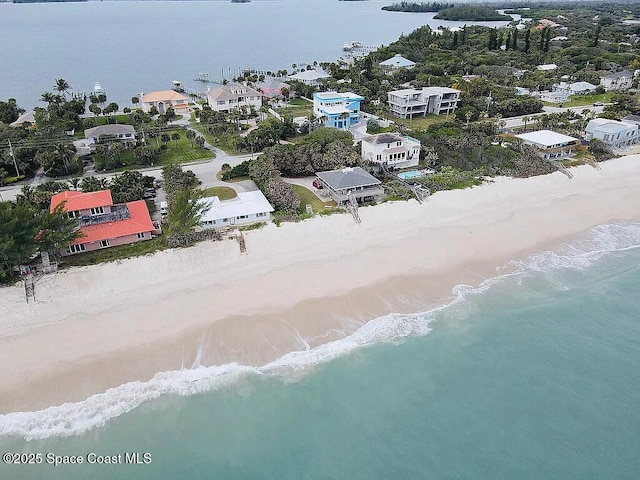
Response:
171,132,180,148
109,170,146,203
0,98,24,124
81,176,109,192
165,188,210,235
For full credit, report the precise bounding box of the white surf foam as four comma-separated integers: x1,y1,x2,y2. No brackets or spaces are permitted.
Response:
513,223,640,273
2,222,639,441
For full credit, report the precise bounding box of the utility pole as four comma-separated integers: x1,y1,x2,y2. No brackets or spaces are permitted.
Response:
8,139,20,177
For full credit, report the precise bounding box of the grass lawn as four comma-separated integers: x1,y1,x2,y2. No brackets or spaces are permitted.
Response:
156,130,212,164
276,99,313,118
562,92,614,108
292,184,337,213
60,236,167,268
200,186,237,200
392,114,447,131
190,123,239,155
82,114,132,129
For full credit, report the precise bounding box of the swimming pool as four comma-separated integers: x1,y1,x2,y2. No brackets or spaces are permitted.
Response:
397,170,424,180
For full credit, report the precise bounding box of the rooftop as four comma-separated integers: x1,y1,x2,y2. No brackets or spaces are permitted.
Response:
515,130,578,148
314,91,363,101
288,69,330,82
379,54,416,69
207,83,263,101
84,124,136,139
71,200,154,245
199,191,274,223
316,167,381,191
602,70,633,80
50,190,113,213
362,132,405,145
140,90,189,103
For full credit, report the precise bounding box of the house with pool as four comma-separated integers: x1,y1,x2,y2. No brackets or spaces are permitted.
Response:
361,132,421,170
313,91,363,130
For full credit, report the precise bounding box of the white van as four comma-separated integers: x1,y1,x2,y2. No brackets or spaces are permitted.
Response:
159,201,168,216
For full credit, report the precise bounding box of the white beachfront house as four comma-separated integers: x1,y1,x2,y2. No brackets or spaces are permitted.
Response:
585,118,639,150
313,91,363,130
379,54,416,75
140,90,190,114
387,87,460,118
514,130,578,159
287,69,330,86
198,191,274,229
361,132,421,169
206,83,263,114
315,167,384,204
600,70,634,91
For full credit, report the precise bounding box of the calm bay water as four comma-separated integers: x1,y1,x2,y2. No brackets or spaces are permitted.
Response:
1,223,640,479
0,0,510,110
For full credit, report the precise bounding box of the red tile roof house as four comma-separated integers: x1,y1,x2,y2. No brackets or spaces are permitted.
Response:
50,190,158,256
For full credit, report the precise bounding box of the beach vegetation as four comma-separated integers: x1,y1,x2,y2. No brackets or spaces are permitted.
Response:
59,236,167,268
383,180,414,201
239,222,267,231
0,196,81,282
165,187,211,235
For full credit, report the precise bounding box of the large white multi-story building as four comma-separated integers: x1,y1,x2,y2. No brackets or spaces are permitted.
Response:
387,87,460,118
361,132,421,169
206,83,263,113
585,118,639,150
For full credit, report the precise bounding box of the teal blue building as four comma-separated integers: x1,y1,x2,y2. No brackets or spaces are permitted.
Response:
312,91,364,130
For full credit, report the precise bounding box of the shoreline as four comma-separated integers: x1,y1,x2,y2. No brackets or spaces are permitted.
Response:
1,156,640,415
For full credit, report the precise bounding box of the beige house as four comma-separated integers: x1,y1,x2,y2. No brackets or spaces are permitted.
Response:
206,83,263,113
140,90,190,114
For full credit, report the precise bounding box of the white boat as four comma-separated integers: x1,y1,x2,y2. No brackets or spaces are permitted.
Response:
342,41,363,51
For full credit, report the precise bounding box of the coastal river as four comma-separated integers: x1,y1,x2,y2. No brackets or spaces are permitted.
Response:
0,0,511,109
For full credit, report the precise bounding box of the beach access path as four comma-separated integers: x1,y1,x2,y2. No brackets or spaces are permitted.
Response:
1,155,639,413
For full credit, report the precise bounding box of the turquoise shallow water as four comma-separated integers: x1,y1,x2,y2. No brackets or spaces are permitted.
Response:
1,223,640,480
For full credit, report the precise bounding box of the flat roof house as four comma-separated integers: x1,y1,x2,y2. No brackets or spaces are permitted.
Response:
379,54,416,75
585,118,639,150
198,190,274,228
600,70,634,91
315,167,384,204
361,132,421,170
140,90,190,114
84,124,136,146
50,190,156,256
313,91,363,130
387,87,460,118
207,83,263,113
514,130,578,159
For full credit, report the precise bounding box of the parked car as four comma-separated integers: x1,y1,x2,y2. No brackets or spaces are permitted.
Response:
312,179,323,189
159,201,168,216
593,101,604,106
144,188,156,198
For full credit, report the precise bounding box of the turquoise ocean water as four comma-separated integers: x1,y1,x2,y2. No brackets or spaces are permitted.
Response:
1,223,640,479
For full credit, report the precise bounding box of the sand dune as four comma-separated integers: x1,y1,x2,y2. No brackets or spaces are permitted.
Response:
1,155,639,413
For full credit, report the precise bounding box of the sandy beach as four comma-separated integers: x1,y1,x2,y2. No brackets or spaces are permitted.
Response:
1,155,640,414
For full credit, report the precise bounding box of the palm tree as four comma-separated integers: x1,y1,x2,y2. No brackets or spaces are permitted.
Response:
171,132,180,148
68,177,81,190
131,96,139,107
54,78,71,98
522,116,530,132
186,129,196,147
53,143,76,174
